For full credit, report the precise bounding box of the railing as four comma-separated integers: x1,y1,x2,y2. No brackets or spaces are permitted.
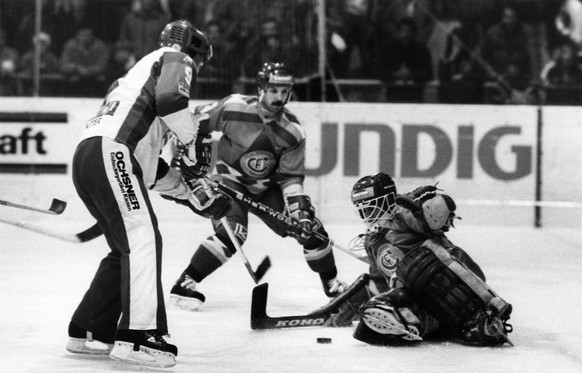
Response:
4,73,582,106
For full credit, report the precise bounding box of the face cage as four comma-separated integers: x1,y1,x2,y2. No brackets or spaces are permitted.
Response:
353,193,396,226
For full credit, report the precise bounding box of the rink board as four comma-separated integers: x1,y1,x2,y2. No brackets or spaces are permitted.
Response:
0,98,580,227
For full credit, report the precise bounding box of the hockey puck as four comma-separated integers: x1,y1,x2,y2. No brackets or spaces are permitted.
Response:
317,337,332,344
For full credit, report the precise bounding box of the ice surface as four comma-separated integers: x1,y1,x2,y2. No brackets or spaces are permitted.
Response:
1,204,581,373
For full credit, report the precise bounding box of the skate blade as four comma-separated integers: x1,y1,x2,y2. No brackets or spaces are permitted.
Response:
66,337,113,355
170,294,204,311
109,341,176,368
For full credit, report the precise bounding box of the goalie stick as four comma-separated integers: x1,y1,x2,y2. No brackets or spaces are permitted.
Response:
250,273,369,330
0,216,102,243
203,177,370,264
198,178,271,283
0,198,67,215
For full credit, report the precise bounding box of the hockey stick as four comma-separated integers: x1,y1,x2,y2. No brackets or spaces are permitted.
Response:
222,217,271,283
250,273,369,330
170,141,271,283
204,178,369,264
198,179,271,283
0,216,102,243
0,198,67,215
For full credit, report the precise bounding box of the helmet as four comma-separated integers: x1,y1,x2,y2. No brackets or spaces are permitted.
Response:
351,173,397,226
256,62,294,88
159,20,213,65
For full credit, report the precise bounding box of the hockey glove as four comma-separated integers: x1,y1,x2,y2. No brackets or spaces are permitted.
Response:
421,193,456,231
396,185,439,213
398,185,457,232
409,185,439,203
180,134,212,179
286,194,315,244
186,178,231,219
161,179,230,220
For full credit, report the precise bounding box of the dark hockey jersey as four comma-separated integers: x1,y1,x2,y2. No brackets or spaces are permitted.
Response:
364,192,484,284
196,94,306,195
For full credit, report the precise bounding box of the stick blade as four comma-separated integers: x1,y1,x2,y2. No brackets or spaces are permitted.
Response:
49,199,67,214
254,257,271,282
75,223,103,242
250,283,270,330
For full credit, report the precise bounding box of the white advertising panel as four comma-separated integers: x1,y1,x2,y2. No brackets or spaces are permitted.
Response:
0,98,578,227
290,102,539,225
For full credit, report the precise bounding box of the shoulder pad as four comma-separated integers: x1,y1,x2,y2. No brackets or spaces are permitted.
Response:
160,49,193,66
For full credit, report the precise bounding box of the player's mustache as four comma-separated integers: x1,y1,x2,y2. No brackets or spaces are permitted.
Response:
271,101,284,107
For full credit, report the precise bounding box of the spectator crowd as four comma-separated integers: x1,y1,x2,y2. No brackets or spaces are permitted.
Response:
1,0,582,105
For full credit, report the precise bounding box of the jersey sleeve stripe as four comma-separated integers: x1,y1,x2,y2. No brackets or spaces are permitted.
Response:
221,110,263,123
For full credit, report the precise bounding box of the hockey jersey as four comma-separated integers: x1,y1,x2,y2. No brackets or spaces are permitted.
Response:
196,94,306,195
365,191,485,285
80,46,199,188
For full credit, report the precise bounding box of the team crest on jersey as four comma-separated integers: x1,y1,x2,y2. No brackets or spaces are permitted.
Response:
240,151,275,178
184,66,192,84
376,243,404,278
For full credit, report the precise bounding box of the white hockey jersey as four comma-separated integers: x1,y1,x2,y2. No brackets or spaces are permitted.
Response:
80,46,199,188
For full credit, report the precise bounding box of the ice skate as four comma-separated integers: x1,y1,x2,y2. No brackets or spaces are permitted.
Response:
460,309,514,346
109,329,177,368
170,273,206,310
65,321,114,355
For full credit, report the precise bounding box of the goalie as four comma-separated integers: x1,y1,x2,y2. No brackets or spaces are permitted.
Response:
331,173,513,346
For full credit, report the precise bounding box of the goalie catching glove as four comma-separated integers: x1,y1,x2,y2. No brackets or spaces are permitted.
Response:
285,194,315,244
398,184,457,232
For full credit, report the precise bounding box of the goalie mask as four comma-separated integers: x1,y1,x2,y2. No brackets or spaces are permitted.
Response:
351,173,397,226
257,62,294,114
159,20,212,71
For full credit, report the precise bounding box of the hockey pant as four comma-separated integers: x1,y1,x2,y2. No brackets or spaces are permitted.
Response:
71,137,167,337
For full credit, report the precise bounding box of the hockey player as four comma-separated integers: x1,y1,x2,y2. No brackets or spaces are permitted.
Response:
332,173,513,346
166,62,348,310
65,20,226,368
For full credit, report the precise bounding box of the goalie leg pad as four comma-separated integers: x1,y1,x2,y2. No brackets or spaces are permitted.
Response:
396,242,486,331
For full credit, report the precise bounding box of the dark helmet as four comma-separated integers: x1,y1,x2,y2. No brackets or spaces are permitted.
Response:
351,173,397,226
159,20,212,64
256,62,294,88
